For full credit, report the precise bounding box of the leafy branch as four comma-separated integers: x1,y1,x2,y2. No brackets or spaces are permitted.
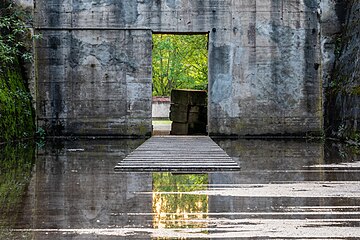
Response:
0,1,39,70
152,34,209,96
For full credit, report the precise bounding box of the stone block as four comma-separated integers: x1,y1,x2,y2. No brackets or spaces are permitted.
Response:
171,89,207,106
170,103,188,113
188,122,207,135
189,112,207,124
171,90,189,105
170,122,188,135
188,112,199,123
189,105,200,113
169,108,188,123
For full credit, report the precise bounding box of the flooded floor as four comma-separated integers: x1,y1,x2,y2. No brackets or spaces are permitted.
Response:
1,138,360,239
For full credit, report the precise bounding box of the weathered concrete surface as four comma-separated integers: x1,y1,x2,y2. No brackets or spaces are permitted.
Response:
325,1,360,138
36,29,152,135
15,0,33,8
32,0,324,136
320,0,348,86
5,139,360,239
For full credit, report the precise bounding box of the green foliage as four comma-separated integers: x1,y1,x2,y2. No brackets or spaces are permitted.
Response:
35,127,46,139
0,142,35,229
0,1,35,68
0,67,35,142
349,132,360,142
334,35,344,58
351,85,360,95
0,1,35,142
35,127,46,149
152,34,208,96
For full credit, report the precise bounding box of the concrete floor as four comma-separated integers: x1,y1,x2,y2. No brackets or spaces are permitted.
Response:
1,139,360,239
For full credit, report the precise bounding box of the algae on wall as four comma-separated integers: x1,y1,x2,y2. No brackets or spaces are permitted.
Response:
0,1,35,142
0,66,35,142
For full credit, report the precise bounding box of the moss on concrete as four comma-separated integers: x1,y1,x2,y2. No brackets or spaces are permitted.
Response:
0,1,35,142
0,64,35,142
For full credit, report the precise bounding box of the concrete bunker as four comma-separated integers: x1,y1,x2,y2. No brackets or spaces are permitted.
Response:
32,1,323,137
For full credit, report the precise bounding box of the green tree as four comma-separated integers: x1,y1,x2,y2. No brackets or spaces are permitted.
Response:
152,34,208,96
0,1,34,67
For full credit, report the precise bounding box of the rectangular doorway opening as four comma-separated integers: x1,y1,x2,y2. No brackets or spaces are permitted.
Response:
151,33,209,136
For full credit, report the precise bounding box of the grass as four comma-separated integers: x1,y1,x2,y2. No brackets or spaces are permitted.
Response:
152,120,172,125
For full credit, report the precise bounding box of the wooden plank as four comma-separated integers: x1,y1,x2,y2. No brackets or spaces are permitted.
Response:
114,136,240,172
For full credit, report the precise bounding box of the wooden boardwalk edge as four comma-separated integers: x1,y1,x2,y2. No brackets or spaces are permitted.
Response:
114,136,241,172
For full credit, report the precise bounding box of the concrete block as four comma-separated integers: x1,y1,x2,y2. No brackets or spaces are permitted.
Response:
189,112,207,124
169,109,188,123
170,122,188,135
188,122,207,135
188,112,199,123
171,89,207,106
170,103,188,113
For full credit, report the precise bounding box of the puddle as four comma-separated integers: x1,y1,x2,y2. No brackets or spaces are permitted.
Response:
1,139,360,239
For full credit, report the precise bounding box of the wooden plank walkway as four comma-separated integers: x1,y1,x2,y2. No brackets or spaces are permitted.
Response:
114,136,240,172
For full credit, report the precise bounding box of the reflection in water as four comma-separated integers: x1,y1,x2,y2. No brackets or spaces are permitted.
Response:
0,142,35,238
152,173,208,229
0,139,359,239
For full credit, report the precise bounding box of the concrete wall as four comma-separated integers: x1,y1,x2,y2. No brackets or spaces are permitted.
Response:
320,0,348,86
33,0,323,136
36,29,152,135
152,97,170,119
325,1,360,138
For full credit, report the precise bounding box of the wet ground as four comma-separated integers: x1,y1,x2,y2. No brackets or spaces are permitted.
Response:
1,138,360,239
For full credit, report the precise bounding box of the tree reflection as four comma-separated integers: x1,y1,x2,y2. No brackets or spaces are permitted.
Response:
152,172,208,229
0,142,35,236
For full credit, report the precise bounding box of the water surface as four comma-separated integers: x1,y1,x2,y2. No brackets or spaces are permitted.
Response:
1,138,360,239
